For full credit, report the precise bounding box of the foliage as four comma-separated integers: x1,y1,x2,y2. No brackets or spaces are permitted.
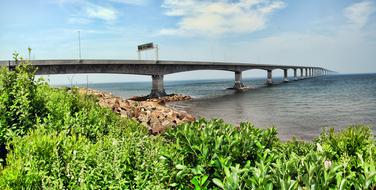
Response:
315,126,375,163
0,54,46,164
161,119,278,189
0,54,45,142
0,59,375,189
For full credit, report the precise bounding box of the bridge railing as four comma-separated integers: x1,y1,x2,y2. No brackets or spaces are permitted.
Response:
0,61,20,70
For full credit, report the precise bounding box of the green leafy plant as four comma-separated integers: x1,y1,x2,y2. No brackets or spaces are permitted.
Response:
191,175,209,190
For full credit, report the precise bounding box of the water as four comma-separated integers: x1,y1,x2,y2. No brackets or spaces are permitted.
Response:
81,74,376,140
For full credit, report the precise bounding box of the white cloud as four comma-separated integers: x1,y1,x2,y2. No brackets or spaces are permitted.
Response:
85,4,118,21
53,0,119,23
344,0,376,28
160,0,286,36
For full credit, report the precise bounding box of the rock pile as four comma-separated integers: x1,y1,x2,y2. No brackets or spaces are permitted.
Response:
79,88,195,134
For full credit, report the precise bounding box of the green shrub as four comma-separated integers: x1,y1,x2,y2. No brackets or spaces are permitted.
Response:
315,126,375,162
161,119,279,188
39,86,117,142
0,57,46,164
0,59,45,140
0,125,169,189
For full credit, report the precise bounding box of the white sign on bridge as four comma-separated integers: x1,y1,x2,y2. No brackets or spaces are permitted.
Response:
138,43,154,51
137,42,159,61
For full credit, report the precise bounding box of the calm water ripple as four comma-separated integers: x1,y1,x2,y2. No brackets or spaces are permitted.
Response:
83,73,376,140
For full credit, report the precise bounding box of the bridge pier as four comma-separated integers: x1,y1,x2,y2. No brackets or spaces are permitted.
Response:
233,71,246,90
294,68,298,80
283,69,289,82
300,68,304,79
305,68,308,78
266,70,273,85
149,75,167,98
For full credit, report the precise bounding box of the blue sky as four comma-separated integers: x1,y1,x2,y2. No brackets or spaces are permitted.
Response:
1,0,375,84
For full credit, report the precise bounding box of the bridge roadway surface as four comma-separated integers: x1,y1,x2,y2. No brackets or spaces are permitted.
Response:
0,59,330,98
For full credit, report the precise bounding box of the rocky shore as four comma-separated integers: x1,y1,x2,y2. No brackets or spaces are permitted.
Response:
79,88,195,134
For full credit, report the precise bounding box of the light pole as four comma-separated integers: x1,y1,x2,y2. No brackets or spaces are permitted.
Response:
78,31,81,60
27,46,32,60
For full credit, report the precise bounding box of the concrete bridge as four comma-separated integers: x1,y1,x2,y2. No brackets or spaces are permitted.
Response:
0,59,331,98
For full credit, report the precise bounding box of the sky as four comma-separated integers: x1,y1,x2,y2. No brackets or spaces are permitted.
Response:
0,0,376,84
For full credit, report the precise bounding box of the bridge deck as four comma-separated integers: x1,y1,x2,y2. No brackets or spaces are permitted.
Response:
0,59,321,69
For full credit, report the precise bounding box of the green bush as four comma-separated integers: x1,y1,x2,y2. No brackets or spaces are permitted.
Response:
0,59,45,141
315,126,375,163
38,86,117,142
161,119,278,188
162,122,376,189
0,126,168,189
0,56,46,164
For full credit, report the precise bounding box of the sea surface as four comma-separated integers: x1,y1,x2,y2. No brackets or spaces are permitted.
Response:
78,73,376,140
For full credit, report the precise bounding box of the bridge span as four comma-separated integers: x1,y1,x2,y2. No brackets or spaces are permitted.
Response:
0,59,331,98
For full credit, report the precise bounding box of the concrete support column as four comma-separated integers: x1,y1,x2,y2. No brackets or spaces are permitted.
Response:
294,68,298,80
309,68,312,77
305,68,308,78
300,68,304,79
283,69,289,82
233,71,245,90
149,75,167,98
266,70,273,85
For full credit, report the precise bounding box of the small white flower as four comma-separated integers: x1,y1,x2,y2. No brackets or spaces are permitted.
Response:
316,143,323,152
324,160,332,169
